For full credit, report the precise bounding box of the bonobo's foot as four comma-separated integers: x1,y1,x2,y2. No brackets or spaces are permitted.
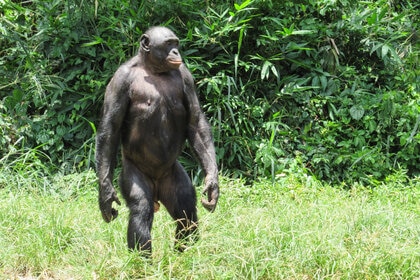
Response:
128,241,152,258
174,223,199,252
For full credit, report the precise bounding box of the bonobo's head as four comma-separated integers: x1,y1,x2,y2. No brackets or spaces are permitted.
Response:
140,26,182,73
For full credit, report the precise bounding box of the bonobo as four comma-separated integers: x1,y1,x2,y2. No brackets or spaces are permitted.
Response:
95,26,219,254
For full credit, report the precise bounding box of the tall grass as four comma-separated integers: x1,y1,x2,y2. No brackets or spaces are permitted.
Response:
0,159,419,279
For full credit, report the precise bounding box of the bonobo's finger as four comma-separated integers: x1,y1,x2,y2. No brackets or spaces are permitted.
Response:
101,209,113,223
201,181,219,212
101,206,118,223
108,196,120,221
111,208,119,220
100,195,121,223
201,198,217,212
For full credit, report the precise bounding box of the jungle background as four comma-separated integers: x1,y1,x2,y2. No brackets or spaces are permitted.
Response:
0,1,419,279
1,0,419,184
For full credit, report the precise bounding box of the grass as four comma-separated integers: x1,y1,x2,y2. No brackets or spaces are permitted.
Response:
0,162,419,279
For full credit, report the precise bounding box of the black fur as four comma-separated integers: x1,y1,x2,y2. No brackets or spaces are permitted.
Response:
95,26,219,254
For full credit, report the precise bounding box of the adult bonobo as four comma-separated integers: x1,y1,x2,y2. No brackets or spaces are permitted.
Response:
95,26,219,254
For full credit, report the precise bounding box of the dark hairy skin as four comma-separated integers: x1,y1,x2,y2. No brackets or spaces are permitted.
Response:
95,26,219,253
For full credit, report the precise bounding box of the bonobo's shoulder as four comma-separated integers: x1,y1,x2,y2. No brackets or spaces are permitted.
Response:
118,57,141,74
112,56,142,83
125,56,143,68
179,64,194,84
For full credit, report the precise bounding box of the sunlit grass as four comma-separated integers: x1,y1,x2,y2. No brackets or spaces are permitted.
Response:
0,167,419,279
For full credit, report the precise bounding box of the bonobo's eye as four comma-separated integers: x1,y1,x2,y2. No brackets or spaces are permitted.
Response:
166,39,179,49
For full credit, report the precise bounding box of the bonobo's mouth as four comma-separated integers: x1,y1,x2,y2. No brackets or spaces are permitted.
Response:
168,59,182,66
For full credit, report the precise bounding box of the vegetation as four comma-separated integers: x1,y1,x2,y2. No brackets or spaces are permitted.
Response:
0,0,418,183
0,165,419,279
0,1,419,278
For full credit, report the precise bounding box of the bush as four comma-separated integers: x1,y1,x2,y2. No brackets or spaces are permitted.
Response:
1,0,418,183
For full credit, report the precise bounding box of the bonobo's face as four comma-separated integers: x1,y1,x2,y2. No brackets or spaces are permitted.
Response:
140,27,182,73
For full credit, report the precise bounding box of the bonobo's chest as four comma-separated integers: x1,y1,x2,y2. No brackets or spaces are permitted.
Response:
128,68,186,120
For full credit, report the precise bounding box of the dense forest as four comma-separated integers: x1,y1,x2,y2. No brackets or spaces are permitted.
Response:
1,0,419,184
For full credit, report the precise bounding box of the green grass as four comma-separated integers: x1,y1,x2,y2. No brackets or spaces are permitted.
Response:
0,167,419,279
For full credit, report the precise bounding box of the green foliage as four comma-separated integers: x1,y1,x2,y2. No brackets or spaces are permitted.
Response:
0,0,419,183
1,168,419,278
183,0,419,183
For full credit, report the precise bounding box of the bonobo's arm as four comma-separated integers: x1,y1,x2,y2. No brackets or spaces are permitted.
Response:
95,66,130,222
182,67,219,212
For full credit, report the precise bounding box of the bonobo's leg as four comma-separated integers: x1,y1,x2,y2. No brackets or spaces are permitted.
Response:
159,161,198,252
119,159,154,254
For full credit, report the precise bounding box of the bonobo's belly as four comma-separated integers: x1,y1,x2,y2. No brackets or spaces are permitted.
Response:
121,89,187,177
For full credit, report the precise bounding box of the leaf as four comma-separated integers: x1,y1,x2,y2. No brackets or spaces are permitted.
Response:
312,76,320,87
370,43,382,55
381,44,389,59
235,0,251,11
387,45,402,63
81,36,103,47
270,64,279,78
291,30,316,35
320,75,327,91
261,60,271,80
237,27,244,56
350,105,365,120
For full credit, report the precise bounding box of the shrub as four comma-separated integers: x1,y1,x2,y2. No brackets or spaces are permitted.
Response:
1,0,418,183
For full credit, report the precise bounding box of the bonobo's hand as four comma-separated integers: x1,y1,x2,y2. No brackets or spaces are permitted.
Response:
201,177,219,212
99,181,121,223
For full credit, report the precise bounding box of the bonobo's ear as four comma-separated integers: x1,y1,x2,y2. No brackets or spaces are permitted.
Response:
140,34,150,53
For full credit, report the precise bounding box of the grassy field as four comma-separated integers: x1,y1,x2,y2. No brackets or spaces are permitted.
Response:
0,167,419,279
